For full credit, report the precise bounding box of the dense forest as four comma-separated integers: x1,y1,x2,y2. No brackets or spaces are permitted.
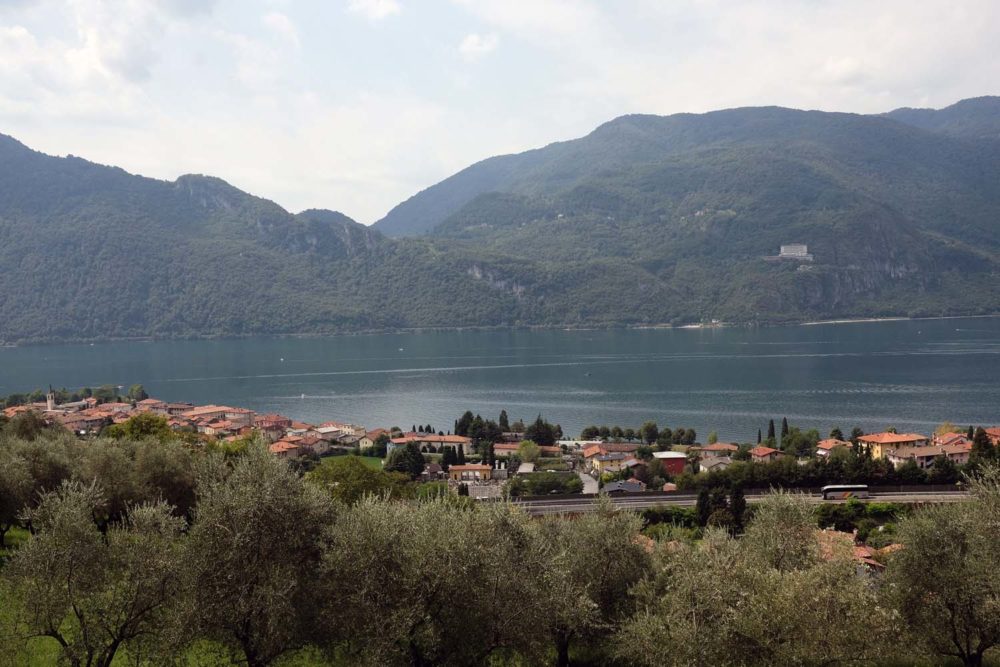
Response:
0,417,998,666
2,97,1000,342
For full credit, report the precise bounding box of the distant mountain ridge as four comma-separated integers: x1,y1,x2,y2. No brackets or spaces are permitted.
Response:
1,96,999,343
375,98,1000,237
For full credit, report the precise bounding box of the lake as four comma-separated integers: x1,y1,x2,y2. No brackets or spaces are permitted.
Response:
1,318,998,442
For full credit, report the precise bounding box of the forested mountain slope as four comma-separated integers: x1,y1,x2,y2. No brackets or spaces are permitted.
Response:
0,136,521,342
1,97,999,343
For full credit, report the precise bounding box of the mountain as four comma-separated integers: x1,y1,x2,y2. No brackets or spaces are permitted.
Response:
0,136,522,343
376,100,1000,238
2,97,1000,343
883,96,1000,140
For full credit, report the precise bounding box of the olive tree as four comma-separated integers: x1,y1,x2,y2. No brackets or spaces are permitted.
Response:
5,482,184,667
0,447,31,546
319,498,552,666
887,467,1000,667
182,443,335,667
618,492,894,666
539,499,652,667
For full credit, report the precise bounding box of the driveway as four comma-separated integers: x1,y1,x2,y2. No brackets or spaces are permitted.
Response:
577,471,599,495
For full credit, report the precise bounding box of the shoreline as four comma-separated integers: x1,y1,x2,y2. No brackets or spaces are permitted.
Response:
799,314,1000,327
2,313,998,348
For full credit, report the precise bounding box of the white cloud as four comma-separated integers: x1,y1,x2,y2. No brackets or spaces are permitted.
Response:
262,11,299,48
2,0,1000,225
346,0,400,21
458,32,498,61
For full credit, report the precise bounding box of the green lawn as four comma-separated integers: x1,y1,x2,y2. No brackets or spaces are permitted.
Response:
319,454,383,470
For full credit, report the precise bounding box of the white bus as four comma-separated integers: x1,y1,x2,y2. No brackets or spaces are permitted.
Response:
821,484,870,500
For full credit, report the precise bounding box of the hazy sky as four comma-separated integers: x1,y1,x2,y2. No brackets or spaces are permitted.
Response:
1,0,998,223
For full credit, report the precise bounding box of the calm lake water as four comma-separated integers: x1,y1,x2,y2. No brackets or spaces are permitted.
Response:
2,318,998,442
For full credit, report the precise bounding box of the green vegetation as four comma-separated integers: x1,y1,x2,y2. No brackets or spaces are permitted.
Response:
506,471,583,497
4,100,1000,343
0,416,999,665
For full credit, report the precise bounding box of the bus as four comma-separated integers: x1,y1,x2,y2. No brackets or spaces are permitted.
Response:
820,484,870,500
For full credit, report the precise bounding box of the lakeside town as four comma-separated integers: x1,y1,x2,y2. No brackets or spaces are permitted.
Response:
4,383,998,502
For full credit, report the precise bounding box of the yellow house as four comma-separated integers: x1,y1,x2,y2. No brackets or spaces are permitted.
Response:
448,464,492,482
591,453,628,474
857,432,928,460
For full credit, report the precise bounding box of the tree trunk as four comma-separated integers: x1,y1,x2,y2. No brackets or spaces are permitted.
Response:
963,652,983,667
555,630,572,667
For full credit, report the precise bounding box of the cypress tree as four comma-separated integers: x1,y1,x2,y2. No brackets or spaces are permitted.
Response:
730,487,747,533
767,419,775,441
781,417,789,439
695,488,711,527
457,446,466,465
757,429,762,444
967,425,975,440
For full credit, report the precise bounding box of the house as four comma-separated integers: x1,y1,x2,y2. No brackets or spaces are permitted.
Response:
359,428,390,450
448,464,492,482
816,530,888,574
494,443,562,458
421,463,445,481
58,412,110,435
135,398,168,414
256,423,286,442
319,421,366,438
932,432,973,448
314,425,345,442
602,479,646,494
699,456,733,473
390,434,473,456
199,419,237,436
857,432,929,460
815,438,851,457
985,427,1000,447
255,413,292,430
592,452,630,474
181,405,232,423
652,450,688,476
694,443,739,458
748,446,781,463
884,442,973,469
298,434,330,456
269,441,301,459
582,442,641,462
100,402,134,414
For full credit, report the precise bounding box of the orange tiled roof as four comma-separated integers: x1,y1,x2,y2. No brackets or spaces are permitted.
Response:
816,438,851,451
699,443,739,452
857,432,928,445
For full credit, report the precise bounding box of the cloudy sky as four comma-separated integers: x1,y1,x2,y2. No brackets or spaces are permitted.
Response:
1,0,998,223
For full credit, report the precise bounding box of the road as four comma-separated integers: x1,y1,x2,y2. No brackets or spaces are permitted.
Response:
514,490,970,516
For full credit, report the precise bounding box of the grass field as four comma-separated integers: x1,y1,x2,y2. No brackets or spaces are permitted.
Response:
316,454,384,471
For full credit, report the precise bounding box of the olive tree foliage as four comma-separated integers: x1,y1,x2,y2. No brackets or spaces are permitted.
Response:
181,443,336,667
0,446,31,546
318,498,554,666
538,497,652,667
888,466,1000,667
307,455,412,505
617,491,895,667
4,482,185,667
